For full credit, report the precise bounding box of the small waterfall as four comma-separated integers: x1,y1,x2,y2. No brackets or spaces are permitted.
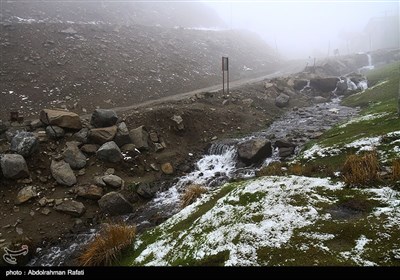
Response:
346,78,358,91
300,80,311,93
360,54,374,71
367,54,372,67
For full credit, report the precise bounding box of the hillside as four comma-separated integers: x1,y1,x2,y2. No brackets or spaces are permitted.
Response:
0,22,278,120
119,63,400,266
1,0,225,28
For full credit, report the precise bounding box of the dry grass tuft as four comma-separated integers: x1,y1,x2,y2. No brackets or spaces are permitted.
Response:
78,223,136,266
288,163,304,176
256,162,285,177
342,151,380,186
181,184,207,208
392,158,400,181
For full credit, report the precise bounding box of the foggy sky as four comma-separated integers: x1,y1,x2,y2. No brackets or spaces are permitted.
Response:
204,0,399,59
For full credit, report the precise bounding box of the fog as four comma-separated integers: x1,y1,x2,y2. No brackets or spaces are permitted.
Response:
204,0,399,59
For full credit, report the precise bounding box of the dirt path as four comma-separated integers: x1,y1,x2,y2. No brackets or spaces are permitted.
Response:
82,61,305,118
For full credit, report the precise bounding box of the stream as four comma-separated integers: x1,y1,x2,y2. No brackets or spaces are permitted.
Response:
28,95,359,266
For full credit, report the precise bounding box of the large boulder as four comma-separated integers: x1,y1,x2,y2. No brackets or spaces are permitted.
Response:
129,126,149,150
310,77,339,92
237,138,272,165
50,160,77,186
55,200,86,217
96,141,122,163
40,109,82,130
0,154,29,179
10,131,38,157
274,140,296,148
63,142,87,170
98,192,133,216
275,93,290,108
279,147,295,158
114,122,131,147
293,79,308,91
89,126,117,145
90,109,118,128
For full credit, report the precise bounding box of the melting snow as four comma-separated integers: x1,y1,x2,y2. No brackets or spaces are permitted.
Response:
132,176,344,266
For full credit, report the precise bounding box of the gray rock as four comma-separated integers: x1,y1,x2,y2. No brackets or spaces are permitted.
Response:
293,79,308,91
0,154,29,179
89,126,117,145
96,141,122,163
90,109,118,128
16,186,37,204
237,138,272,165
74,185,103,200
50,160,77,186
10,131,38,157
40,109,82,130
102,174,124,188
94,176,107,187
171,115,184,131
80,144,99,154
98,192,133,216
274,140,296,148
129,126,149,151
310,77,339,92
275,93,290,108
114,122,131,147
30,119,44,130
55,200,85,217
136,183,160,199
335,79,348,95
63,142,87,170
45,125,65,139
73,128,89,143
279,147,295,158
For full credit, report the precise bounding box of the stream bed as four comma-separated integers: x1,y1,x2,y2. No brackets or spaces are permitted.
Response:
28,97,358,266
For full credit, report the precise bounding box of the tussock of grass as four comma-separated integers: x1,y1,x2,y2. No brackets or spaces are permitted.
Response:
256,162,284,176
342,151,380,186
79,223,136,266
392,159,400,181
181,184,207,208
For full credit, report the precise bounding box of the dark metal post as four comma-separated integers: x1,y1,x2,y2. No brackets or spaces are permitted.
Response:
222,57,225,95
227,58,229,94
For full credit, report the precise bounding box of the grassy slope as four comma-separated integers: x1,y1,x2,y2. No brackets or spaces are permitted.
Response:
117,62,400,266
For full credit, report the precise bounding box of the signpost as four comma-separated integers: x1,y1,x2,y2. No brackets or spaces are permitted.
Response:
222,57,229,94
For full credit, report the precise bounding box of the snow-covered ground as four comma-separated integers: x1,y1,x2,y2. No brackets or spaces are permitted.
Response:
128,176,400,266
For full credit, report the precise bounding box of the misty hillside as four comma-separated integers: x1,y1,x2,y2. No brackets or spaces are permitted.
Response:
0,21,279,119
1,0,225,28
